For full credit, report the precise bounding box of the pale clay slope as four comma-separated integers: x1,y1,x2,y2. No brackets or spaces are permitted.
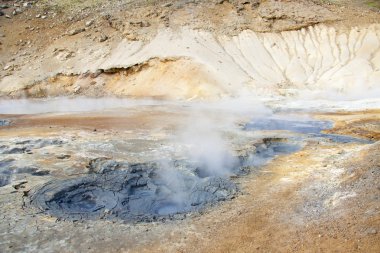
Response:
2,24,380,99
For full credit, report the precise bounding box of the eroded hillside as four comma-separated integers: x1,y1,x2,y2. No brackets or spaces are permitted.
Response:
1,0,380,100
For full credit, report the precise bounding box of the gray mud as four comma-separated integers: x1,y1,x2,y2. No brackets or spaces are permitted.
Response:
0,138,65,154
28,137,300,222
0,139,62,187
29,160,238,222
0,158,49,187
0,119,11,126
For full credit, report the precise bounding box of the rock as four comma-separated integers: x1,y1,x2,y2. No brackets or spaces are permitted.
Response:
35,14,41,18
41,15,47,19
5,14,11,19
12,8,22,15
125,33,137,41
141,21,150,27
56,154,71,159
23,2,33,8
85,20,94,27
366,228,377,235
98,34,108,42
0,4,9,9
0,10,4,16
162,2,173,7
3,64,13,71
68,28,85,36
130,21,150,27
73,85,81,93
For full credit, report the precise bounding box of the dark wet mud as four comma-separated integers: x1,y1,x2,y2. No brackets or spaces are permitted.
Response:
28,138,300,222
30,160,238,222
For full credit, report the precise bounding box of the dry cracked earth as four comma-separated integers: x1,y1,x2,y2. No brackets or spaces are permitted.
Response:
0,0,380,253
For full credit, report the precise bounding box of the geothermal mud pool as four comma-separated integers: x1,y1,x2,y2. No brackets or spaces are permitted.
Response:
30,160,238,222
0,98,378,253
26,136,301,221
0,99,371,224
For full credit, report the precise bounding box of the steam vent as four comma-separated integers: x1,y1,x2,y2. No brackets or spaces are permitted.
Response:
0,0,379,252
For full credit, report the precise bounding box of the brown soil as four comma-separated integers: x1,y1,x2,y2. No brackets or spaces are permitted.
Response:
317,109,380,141
8,57,226,99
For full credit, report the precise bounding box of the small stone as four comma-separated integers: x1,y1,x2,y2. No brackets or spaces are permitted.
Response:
73,85,81,93
56,154,71,160
68,28,85,36
3,64,13,71
366,228,377,235
35,14,41,18
236,5,245,12
162,2,172,7
23,2,33,8
85,20,94,27
13,8,22,15
98,34,108,42
41,15,47,19
5,14,11,19
140,21,150,27
125,33,137,41
0,4,9,9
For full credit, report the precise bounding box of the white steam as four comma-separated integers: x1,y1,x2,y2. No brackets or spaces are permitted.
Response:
0,97,170,114
179,114,237,176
